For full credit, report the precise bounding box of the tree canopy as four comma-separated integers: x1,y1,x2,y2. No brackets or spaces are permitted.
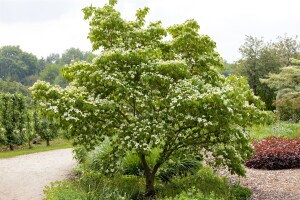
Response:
235,35,300,110
261,59,300,121
0,46,40,85
31,1,268,197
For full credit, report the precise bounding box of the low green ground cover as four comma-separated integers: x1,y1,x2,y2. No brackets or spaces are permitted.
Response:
44,167,251,200
249,121,300,140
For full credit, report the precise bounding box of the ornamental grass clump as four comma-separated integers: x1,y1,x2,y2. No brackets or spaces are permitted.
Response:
245,137,300,169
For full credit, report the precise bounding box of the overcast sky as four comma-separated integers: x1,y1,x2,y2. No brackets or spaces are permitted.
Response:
0,0,299,62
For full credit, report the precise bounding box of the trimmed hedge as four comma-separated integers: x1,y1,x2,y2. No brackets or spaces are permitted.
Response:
245,137,300,169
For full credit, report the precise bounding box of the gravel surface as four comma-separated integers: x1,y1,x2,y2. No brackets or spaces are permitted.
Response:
242,168,300,200
218,167,300,200
0,148,76,200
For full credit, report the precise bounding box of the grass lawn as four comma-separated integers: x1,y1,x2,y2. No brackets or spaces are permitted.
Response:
249,121,300,140
0,138,72,159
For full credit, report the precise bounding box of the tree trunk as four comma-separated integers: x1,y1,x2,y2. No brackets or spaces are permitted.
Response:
9,144,14,151
140,154,160,199
46,139,50,146
145,171,156,198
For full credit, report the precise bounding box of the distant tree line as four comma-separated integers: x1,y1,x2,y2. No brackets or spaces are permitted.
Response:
0,46,96,90
222,35,300,121
0,46,96,150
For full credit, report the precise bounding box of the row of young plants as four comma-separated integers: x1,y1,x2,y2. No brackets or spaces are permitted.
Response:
44,139,251,200
0,93,61,151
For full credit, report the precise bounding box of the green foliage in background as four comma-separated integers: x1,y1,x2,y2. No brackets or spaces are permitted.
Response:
248,121,300,140
235,35,300,110
0,45,40,85
261,59,300,121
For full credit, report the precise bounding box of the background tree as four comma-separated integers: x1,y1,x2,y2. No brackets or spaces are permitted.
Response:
38,48,96,87
31,1,268,197
0,93,26,150
222,60,235,77
46,53,60,64
261,59,300,121
235,35,300,110
32,102,59,146
38,64,61,84
274,35,300,67
0,46,40,85
0,79,29,96
61,48,86,65
24,111,35,149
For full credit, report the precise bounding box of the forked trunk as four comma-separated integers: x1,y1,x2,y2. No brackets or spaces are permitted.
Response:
140,154,160,199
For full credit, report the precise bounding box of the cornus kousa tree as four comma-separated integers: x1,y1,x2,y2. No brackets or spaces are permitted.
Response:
31,0,269,197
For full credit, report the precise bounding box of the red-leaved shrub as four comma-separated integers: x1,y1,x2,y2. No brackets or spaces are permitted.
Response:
245,137,300,169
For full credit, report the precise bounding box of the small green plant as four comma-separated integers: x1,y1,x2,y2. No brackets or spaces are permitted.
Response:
162,187,224,200
72,145,88,164
44,180,86,200
158,157,202,182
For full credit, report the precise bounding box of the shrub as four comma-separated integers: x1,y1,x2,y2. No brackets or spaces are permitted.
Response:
47,171,144,200
162,187,224,200
45,166,251,200
245,137,300,169
44,180,86,200
85,138,113,173
0,128,6,146
276,93,300,122
122,152,144,176
121,150,202,181
156,167,251,200
72,145,88,164
158,158,202,182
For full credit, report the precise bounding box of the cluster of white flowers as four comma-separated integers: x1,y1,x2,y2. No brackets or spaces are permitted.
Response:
48,105,58,113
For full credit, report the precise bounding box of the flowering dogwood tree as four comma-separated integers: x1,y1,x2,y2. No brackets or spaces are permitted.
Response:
31,1,268,197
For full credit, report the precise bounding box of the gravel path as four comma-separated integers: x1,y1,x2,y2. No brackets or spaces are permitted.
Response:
219,167,300,200
0,148,76,200
242,168,300,200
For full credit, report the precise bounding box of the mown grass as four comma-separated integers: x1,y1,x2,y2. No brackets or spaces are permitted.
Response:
0,138,72,159
249,121,300,140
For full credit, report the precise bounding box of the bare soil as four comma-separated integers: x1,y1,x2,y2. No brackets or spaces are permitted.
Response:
0,148,76,200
